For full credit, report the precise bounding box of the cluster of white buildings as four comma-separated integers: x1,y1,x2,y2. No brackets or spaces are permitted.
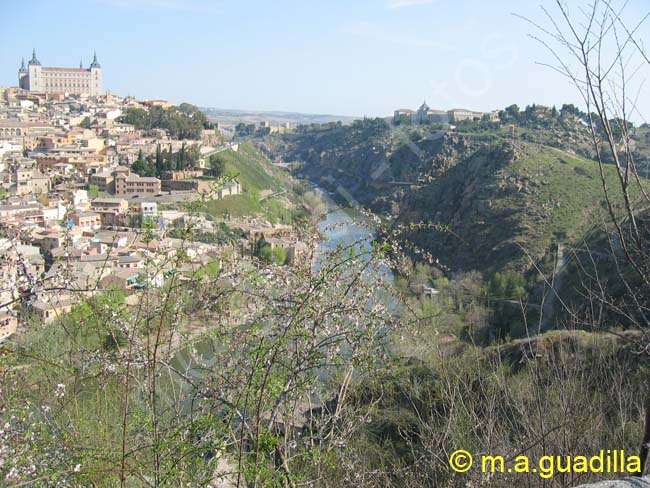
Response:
0,77,249,342
0,179,239,336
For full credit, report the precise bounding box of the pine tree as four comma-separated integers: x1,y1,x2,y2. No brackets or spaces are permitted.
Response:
155,144,164,176
178,143,186,170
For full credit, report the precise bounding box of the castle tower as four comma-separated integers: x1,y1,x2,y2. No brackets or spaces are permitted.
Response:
89,51,103,97
18,58,28,89
27,49,43,91
28,48,41,66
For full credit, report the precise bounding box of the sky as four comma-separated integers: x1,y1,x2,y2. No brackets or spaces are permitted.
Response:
2,0,650,119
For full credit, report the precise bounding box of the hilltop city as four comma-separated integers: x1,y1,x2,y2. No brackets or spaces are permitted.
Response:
0,52,312,342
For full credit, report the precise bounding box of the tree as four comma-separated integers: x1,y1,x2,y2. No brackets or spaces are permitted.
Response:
560,103,582,118
186,144,201,169
155,144,164,176
119,104,207,140
235,123,256,137
132,159,154,177
128,213,142,229
505,104,520,120
258,244,286,265
526,0,650,473
88,184,100,198
210,153,226,177
0,192,414,486
80,116,92,129
162,148,172,171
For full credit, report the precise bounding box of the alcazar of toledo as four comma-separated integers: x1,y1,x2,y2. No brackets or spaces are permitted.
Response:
18,49,103,97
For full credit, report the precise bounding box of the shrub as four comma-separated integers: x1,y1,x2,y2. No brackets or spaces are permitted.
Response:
258,244,286,265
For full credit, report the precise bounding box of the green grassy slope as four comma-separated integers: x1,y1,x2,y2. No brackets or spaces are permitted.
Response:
213,143,284,194
194,143,297,223
498,144,623,243
403,141,640,274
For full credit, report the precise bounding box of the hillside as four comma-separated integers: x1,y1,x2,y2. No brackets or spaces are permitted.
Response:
176,143,310,224
212,143,285,194
268,119,642,275
398,138,627,274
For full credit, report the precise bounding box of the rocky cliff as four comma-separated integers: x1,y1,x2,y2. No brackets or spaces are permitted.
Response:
269,121,629,277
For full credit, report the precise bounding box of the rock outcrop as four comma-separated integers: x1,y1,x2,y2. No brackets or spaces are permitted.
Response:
574,476,650,487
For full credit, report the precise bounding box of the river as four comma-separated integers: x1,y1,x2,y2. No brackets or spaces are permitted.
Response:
166,189,396,406
318,192,373,252
315,190,394,285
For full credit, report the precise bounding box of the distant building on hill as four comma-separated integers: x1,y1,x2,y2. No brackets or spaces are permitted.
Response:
394,101,499,125
18,49,103,96
393,108,416,124
448,108,499,123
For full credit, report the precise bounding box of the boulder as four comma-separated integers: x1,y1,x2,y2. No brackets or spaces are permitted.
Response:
573,476,650,487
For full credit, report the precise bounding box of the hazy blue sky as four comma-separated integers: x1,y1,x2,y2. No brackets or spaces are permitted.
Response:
2,0,649,118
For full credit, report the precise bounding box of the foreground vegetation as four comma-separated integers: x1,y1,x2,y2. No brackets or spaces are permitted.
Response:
1,230,646,487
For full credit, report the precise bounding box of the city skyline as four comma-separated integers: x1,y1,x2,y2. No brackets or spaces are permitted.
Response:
2,0,650,119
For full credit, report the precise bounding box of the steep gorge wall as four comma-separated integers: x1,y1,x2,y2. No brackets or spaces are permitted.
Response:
270,128,540,273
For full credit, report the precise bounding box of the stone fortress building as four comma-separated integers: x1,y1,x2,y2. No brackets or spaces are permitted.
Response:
18,50,103,96
394,101,499,125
